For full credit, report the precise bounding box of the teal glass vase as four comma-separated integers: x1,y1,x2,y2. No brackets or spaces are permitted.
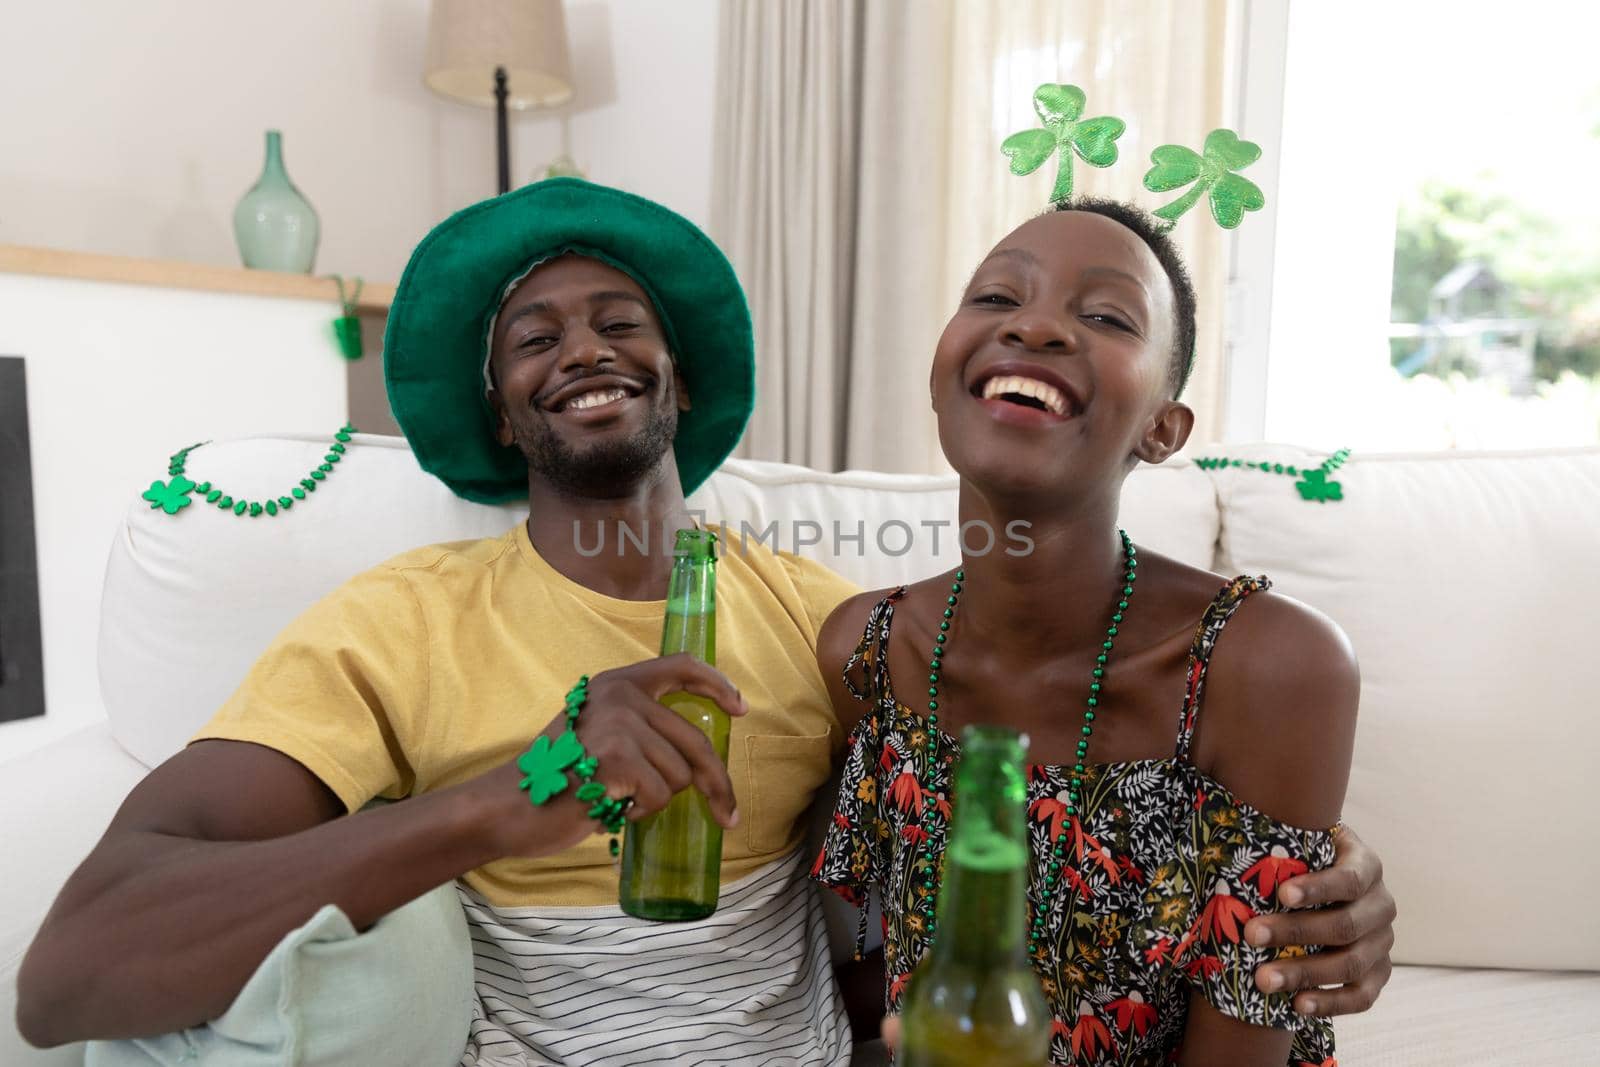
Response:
233,130,320,273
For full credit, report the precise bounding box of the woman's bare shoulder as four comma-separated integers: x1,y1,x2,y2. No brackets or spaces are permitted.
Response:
1192,586,1361,829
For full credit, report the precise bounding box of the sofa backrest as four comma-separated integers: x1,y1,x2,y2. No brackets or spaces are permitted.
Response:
98,434,1600,972
1205,444,1600,972
98,434,1218,768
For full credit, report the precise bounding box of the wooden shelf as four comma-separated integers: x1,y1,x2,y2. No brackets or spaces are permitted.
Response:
0,244,394,313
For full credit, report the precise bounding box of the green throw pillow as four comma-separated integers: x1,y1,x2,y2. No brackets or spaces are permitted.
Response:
85,881,472,1067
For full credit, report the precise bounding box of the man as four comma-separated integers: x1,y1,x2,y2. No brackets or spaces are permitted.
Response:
17,180,1394,1064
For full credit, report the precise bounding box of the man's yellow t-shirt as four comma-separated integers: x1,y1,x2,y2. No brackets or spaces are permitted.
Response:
193,522,860,907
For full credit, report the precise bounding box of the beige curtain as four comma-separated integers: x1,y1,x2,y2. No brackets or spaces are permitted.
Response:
711,0,863,470
715,1,1235,474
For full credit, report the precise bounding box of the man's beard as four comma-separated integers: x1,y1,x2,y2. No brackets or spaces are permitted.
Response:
510,391,679,495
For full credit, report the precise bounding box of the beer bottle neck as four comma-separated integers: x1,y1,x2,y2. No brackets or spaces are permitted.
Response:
929,839,1032,967
928,732,1032,968
661,530,717,660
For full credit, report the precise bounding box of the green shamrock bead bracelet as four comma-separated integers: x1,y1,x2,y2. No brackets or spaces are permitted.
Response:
1192,448,1351,502
140,426,356,517
516,676,632,857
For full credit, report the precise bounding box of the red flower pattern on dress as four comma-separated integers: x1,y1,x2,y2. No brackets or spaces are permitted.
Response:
901,824,930,846
878,740,899,774
1069,816,1104,863
1088,844,1122,884
1029,789,1072,841
1194,879,1255,945
1143,936,1175,966
1172,930,1199,962
1061,865,1093,902
1243,845,1310,898
1108,990,1158,1037
1070,1001,1116,1059
888,760,924,816
1186,955,1223,980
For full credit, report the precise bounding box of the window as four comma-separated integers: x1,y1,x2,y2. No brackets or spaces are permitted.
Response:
1237,0,1600,450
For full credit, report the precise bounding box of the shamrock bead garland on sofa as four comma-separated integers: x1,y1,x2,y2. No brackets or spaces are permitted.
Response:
140,426,357,518
1192,448,1351,502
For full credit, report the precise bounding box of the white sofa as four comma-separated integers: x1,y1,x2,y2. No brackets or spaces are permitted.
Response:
4,435,1599,1065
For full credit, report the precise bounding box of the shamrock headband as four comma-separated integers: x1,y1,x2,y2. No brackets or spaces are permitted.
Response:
1001,83,1265,231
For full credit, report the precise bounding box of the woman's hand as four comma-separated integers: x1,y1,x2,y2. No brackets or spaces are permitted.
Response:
1244,824,1397,1016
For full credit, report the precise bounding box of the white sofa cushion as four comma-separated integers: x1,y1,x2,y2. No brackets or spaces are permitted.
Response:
99,435,520,769
1214,445,1600,971
0,723,149,1067
1333,964,1600,1066
689,456,1219,588
98,436,1218,769
84,882,472,1067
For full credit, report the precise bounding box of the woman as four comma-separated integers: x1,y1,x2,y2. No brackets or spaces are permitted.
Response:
812,198,1356,1065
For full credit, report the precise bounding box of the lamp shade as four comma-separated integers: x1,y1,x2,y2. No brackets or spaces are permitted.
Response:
424,0,574,110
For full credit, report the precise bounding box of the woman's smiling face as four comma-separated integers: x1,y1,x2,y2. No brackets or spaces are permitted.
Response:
930,209,1189,505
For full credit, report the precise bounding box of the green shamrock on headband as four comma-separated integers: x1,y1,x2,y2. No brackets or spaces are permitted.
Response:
1001,84,1127,203
1144,128,1265,230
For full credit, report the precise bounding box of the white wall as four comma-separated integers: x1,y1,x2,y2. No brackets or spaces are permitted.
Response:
0,0,721,283
0,277,350,761
0,0,721,760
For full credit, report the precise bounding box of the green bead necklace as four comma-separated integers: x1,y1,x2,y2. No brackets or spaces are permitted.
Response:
919,529,1137,954
140,426,357,517
1192,448,1350,502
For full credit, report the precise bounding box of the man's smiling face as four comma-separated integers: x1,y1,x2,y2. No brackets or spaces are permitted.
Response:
487,254,690,496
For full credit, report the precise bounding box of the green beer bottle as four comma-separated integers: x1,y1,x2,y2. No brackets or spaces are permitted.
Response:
899,725,1052,1066
618,528,728,921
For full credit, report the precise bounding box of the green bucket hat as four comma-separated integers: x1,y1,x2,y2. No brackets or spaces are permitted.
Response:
384,177,755,503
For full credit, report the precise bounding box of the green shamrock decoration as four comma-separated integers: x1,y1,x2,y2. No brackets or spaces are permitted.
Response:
516,729,585,803
1001,84,1127,203
141,475,196,515
1143,128,1265,230
1295,469,1344,502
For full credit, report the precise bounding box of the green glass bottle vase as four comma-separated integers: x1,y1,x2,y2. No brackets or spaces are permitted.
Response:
233,130,320,273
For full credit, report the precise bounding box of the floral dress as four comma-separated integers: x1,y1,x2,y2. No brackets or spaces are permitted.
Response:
811,577,1337,1066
